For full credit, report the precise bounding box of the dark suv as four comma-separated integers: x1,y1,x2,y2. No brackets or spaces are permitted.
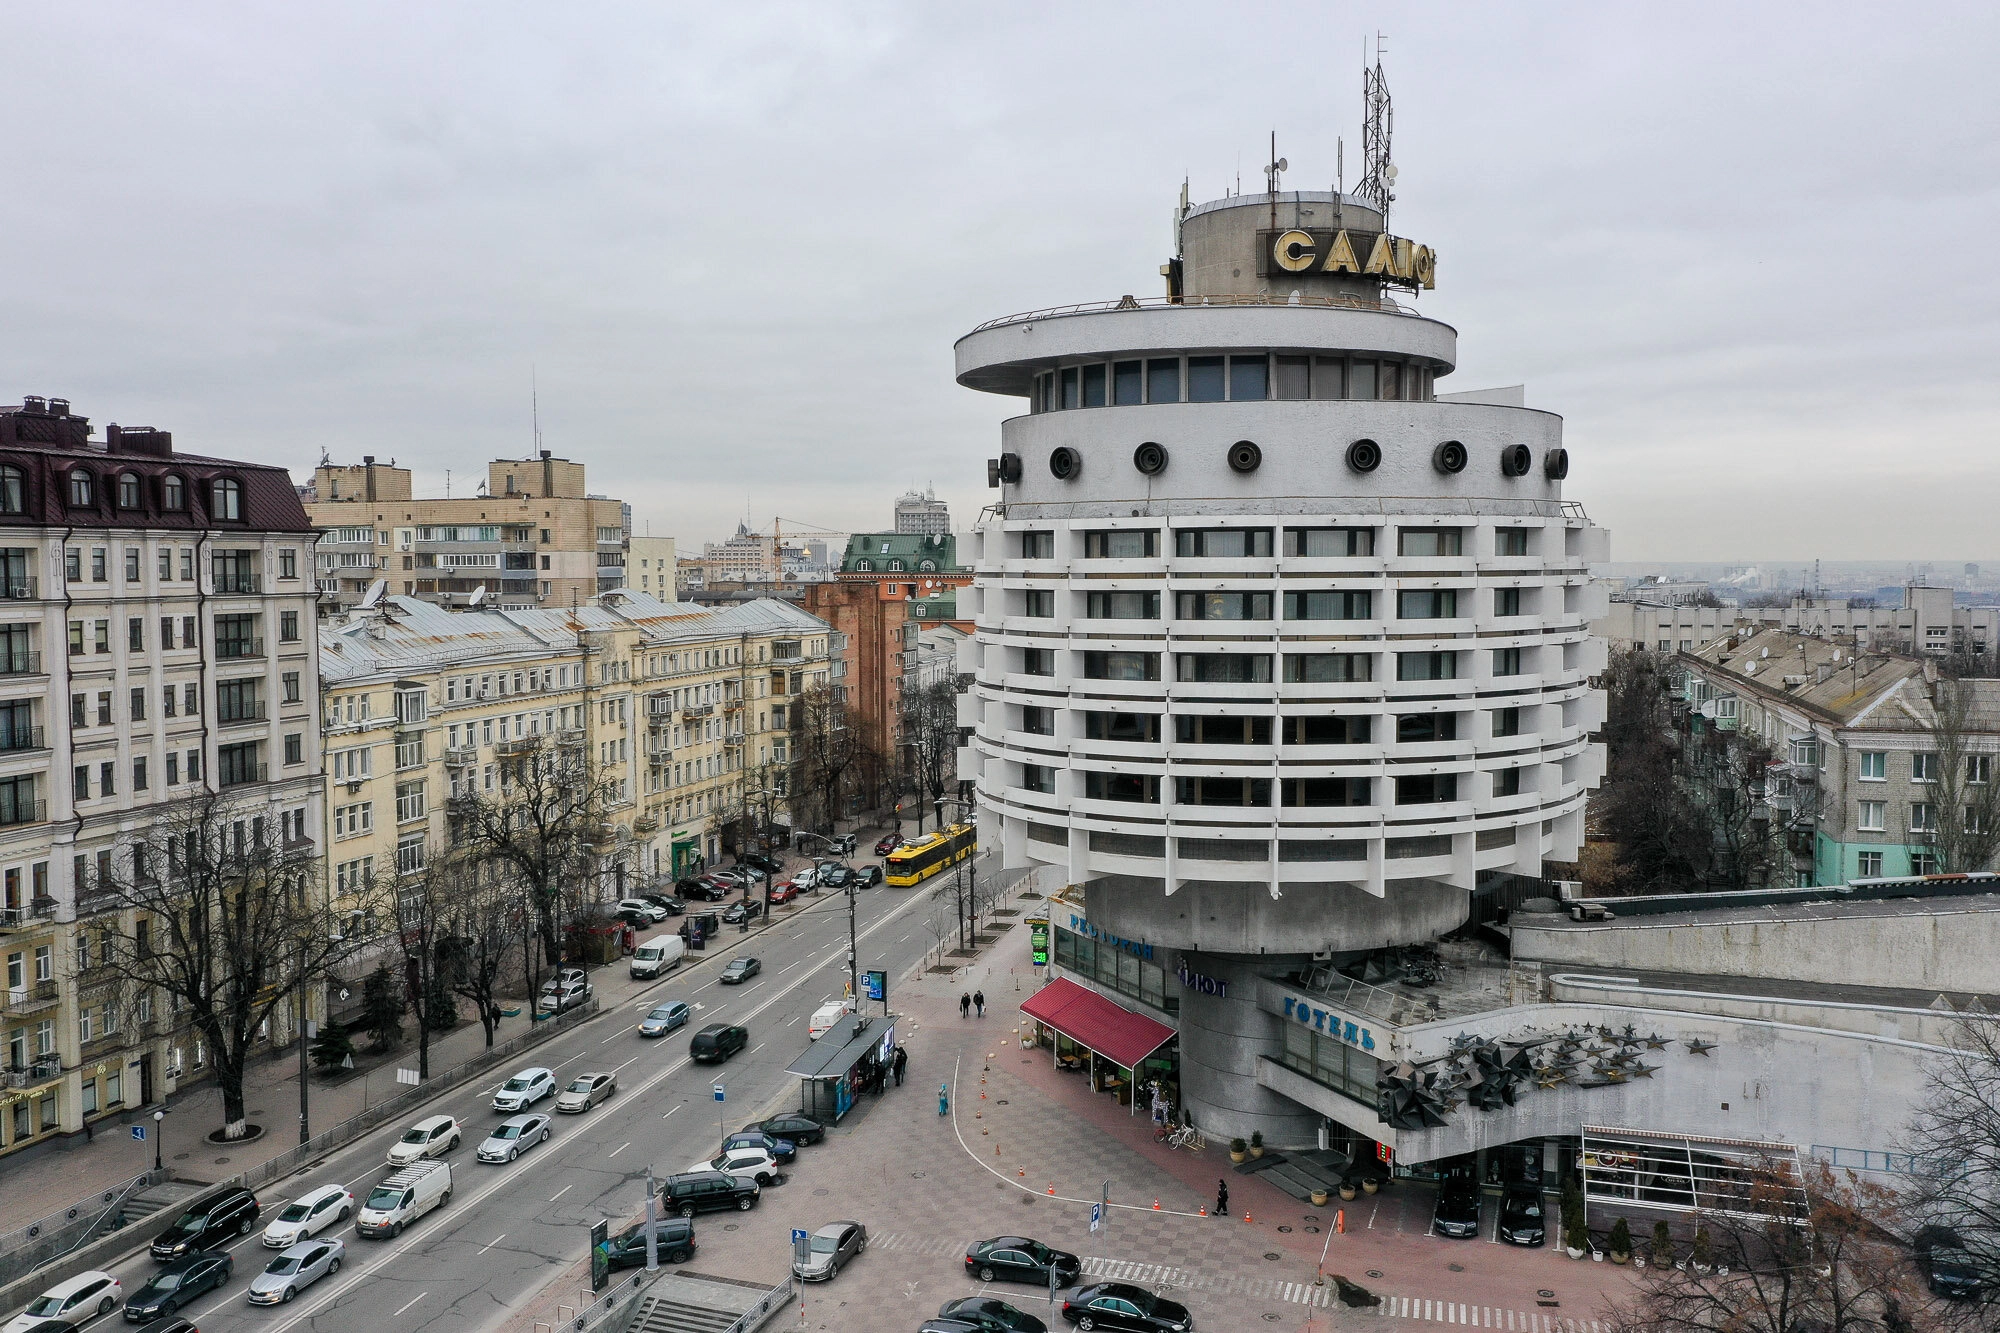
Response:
659,1171,759,1217
151,1186,261,1260
603,1218,698,1269
690,1023,749,1062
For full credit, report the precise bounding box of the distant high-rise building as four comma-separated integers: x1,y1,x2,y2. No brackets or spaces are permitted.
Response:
893,487,951,535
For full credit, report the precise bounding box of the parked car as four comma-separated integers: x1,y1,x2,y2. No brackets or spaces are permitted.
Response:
556,1071,617,1113
478,1113,552,1163
492,1067,556,1112
740,852,784,875
964,1237,1081,1288
629,934,686,979
1432,1174,1482,1239
125,1253,230,1321
808,1001,852,1040
690,1146,781,1186
355,1162,451,1240
246,1239,343,1306
721,900,763,925
7,1273,119,1333
1495,1189,1544,1247
387,1114,461,1166
1059,1282,1192,1331
151,1187,260,1260
639,1001,693,1038
875,834,906,857
602,1218,697,1270
741,1112,826,1146
260,1184,354,1248
658,1170,760,1217
721,1130,796,1162
819,865,855,891
830,833,859,855
855,865,884,888
1916,1224,1985,1299
768,881,800,906
707,869,748,889
793,1221,867,1282
689,1023,749,1062
791,865,822,890
537,979,592,1014
936,1296,1048,1332
545,967,588,991
683,879,730,903
616,898,668,923
720,957,761,984
640,893,686,915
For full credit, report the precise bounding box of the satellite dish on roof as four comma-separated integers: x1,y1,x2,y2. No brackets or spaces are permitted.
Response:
468,585,487,607
358,579,387,609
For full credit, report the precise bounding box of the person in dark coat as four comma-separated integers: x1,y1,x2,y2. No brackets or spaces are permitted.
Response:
960,992,972,1019
1216,1178,1229,1219
973,990,986,1018
892,1045,908,1086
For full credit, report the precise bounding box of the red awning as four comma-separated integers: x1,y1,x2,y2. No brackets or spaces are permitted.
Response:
1020,977,1176,1070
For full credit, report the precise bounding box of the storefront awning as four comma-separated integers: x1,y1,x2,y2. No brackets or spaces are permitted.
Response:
1021,978,1175,1070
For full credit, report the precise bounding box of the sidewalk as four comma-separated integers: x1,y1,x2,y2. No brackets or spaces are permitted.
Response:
0,841,855,1239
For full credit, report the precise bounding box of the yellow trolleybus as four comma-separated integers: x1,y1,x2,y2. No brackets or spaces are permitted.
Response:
883,823,977,886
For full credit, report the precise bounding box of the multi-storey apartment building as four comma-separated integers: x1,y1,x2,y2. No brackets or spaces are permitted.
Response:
318,592,832,897
304,452,627,611
894,487,952,535
0,397,322,1159
625,536,678,599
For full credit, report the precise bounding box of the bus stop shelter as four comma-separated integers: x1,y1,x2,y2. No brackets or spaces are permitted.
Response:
786,1014,897,1123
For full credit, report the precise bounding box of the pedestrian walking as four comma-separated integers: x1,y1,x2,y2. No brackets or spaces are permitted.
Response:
1216,1178,1229,1219
893,1046,908,1086
960,992,972,1019
973,990,986,1018
938,1083,950,1117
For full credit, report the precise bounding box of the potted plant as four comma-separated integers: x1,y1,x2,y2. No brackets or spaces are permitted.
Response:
1229,1137,1248,1164
1249,1131,1265,1159
1559,1176,1588,1259
1361,1175,1381,1195
1338,1175,1358,1201
1310,1186,1330,1207
1690,1226,1713,1275
1608,1218,1632,1265
1652,1220,1674,1269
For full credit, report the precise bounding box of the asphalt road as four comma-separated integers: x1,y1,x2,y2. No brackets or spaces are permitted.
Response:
61,872,976,1333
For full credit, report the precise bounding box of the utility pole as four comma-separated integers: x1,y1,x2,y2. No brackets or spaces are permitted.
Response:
296,938,311,1144
644,1167,659,1271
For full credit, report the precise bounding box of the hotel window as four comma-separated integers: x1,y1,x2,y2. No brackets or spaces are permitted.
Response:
1059,367,1079,410
1019,764,1056,795
1283,590,1370,620
1283,715,1370,745
1280,776,1371,807
1112,360,1143,406
1397,528,1463,557
1052,927,1175,1013
1274,355,1311,400
1493,647,1525,676
1176,653,1270,684
1491,706,1522,737
1177,591,1269,621
1082,771,1158,804
1286,526,1374,557
1281,1021,1381,1103
1494,587,1523,617
1285,652,1370,683
1083,651,1160,681
1398,713,1458,743
1174,715,1270,745
1086,591,1160,619
1396,651,1458,682
1348,361,1376,400
1018,530,1054,559
1493,768,1523,797
1228,355,1268,401
1083,711,1159,742
1309,357,1346,400
1857,800,1886,832
1145,358,1181,404
1912,752,1938,783
1083,529,1158,559
1186,356,1225,402
1019,648,1055,677
1395,773,1458,805
1021,589,1054,617
1080,363,1107,408
1175,776,1269,807
1175,527,1272,557
1397,589,1459,619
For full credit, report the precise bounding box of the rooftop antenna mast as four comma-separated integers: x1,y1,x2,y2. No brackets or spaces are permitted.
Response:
1357,32,1396,224
1264,131,1288,234
531,366,542,454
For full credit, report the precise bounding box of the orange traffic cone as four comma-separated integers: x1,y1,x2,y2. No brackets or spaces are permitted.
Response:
1018,1168,1026,1178
1243,1212,1252,1223
1047,1184,1056,1195
1198,1206,1207,1217
1152,1199,1160,1211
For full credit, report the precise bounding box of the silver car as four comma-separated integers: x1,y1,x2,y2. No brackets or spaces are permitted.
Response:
246,1238,343,1305
556,1071,617,1113
478,1113,552,1163
793,1221,867,1282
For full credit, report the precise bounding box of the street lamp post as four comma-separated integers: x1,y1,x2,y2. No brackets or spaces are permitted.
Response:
798,832,858,1006
152,1109,164,1173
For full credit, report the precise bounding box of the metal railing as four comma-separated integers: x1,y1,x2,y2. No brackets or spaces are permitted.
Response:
0,577,38,600
722,1280,793,1333
1,983,59,1017
0,653,42,677
215,638,265,660
217,763,269,788
968,290,1420,334
0,902,55,929
1,1051,62,1081
217,705,268,727
213,573,263,595
0,1169,166,1263
0,726,45,753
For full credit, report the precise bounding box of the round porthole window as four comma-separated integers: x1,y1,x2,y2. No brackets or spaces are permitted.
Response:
1432,440,1467,474
1346,438,1382,473
1227,440,1262,473
1049,447,1081,480
1544,447,1570,480
1500,444,1533,477
1133,441,1169,476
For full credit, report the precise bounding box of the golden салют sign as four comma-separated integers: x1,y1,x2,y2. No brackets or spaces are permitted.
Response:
1261,229,1437,290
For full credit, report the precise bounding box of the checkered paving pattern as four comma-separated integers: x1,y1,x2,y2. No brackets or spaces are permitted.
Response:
1361,1298,1605,1331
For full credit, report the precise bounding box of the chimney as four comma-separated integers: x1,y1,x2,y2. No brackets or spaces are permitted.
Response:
362,455,377,502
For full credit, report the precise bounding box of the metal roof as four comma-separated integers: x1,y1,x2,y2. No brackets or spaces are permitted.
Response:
785,1016,893,1081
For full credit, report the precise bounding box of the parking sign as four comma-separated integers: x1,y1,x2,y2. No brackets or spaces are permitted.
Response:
713,1083,725,1102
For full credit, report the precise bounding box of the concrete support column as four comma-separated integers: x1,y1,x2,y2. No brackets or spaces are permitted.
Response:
1174,950,1321,1149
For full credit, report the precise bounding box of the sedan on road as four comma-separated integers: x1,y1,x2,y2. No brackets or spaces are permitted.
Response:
1060,1282,1192,1331
478,1113,553,1163
683,879,731,902
642,894,686,915
537,979,592,1014
10,1273,120,1333
792,1221,867,1282
492,1067,556,1112
740,852,785,875
124,1255,229,1323
721,1130,795,1162
855,865,884,888
719,957,760,984
964,1237,1081,1288
721,900,763,925
556,1071,617,1113
937,1296,1048,1332
819,866,855,891
741,1113,825,1146
260,1184,353,1248
690,1146,781,1186
246,1239,343,1306
638,1001,692,1038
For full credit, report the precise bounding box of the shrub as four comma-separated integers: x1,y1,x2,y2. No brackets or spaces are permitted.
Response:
1652,1219,1673,1263
1230,1137,1248,1155
1609,1218,1632,1256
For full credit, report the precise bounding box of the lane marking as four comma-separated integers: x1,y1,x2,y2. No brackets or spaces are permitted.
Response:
479,1234,505,1255
608,1142,631,1159
661,1106,680,1120
392,1293,428,1318
599,1031,623,1045
549,1185,571,1202
748,1043,765,1056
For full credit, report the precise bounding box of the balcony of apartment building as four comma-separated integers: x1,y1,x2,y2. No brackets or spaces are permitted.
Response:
443,744,479,766
1,1053,64,1092
1,979,60,1021
0,648,44,680
0,900,55,931
0,574,38,601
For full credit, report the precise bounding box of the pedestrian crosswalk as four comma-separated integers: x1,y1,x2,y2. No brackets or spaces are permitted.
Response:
1359,1298,1604,1331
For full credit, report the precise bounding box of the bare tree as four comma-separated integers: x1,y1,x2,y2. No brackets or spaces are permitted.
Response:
436,860,523,1049
98,793,360,1139
899,678,960,834
1904,1016,2000,1315
1594,649,1709,894
789,684,877,835
1599,1162,1942,1333
380,843,472,1079
446,734,617,968
923,886,955,968
1912,681,2000,874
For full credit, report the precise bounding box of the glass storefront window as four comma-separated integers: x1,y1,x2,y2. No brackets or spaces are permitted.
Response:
1052,927,1176,1014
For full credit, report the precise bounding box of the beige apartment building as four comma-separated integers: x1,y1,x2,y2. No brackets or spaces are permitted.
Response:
317,591,832,903
305,451,627,611
626,536,678,599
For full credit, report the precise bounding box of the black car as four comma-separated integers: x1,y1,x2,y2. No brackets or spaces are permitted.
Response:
642,894,686,916
938,1296,1049,1332
15,1322,81,1333
151,1186,260,1260
741,1113,826,1146
1432,1175,1482,1240
1496,1189,1545,1246
855,865,884,888
721,900,764,925
1916,1224,1985,1299
964,1236,1081,1287
740,852,784,875
602,1217,697,1269
720,957,760,984
682,879,731,903
125,1252,233,1321
658,1170,760,1217
820,865,855,890
689,1023,749,1062
1060,1282,1191,1331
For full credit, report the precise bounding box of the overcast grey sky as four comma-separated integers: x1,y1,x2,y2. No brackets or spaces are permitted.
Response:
5,3,1996,562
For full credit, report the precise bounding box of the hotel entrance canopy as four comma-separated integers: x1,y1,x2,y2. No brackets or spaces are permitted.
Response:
1020,978,1175,1070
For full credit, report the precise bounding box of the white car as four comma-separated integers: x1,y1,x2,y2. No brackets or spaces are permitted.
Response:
387,1114,462,1166
492,1067,555,1112
791,864,821,890
261,1183,355,1248
617,898,668,922
246,1238,344,1305
477,1113,552,1163
689,1146,781,1186
5,1271,121,1333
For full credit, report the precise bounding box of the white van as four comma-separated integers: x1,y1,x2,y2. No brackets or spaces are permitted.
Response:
807,1000,853,1040
630,933,687,979
355,1161,452,1239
